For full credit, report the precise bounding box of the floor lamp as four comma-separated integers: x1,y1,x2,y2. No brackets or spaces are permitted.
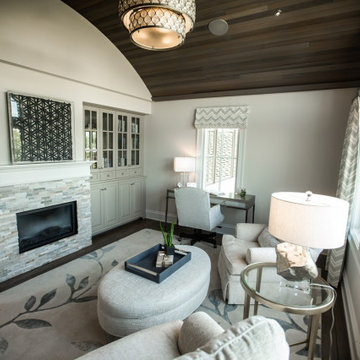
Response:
268,191,349,282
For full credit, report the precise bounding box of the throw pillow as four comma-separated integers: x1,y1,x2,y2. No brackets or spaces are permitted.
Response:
178,312,223,354
174,316,289,360
257,227,281,248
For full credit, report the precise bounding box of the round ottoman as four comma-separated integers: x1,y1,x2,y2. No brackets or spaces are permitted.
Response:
97,245,210,337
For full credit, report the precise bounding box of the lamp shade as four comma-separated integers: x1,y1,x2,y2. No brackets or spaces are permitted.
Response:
268,192,349,249
174,157,195,172
118,0,196,51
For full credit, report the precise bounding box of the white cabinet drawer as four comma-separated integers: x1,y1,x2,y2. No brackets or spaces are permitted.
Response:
90,173,100,182
100,172,116,181
116,169,130,178
129,168,142,177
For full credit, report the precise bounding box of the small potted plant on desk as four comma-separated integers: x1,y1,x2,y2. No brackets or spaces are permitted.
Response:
160,221,175,255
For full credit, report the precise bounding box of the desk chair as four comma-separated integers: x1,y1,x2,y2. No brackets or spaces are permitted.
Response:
174,187,224,248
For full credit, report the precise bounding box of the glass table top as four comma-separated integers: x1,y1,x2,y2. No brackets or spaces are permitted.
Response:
241,262,336,314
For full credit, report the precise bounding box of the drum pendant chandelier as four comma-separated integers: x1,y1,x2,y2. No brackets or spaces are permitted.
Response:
118,0,196,51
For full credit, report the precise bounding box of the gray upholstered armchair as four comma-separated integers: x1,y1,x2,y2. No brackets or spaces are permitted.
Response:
218,223,323,304
174,187,224,247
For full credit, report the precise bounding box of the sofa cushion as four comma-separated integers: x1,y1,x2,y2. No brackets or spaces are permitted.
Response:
221,234,259,275
246,247,277,264
174,316,289,360
257,228,281,248
178,312,224,354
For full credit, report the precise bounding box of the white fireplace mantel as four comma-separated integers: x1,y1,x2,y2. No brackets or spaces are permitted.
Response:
0,161,92,187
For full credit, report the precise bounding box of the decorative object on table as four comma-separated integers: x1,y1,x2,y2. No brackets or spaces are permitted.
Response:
239,188,246,198
268,191,349,281
124,243,191,283
160,221,175,255
118,0,196,51
174,156,196,187
156,251,174,268
7,92,73,163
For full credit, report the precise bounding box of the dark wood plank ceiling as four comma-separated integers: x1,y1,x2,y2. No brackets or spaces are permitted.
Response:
62,0,360,101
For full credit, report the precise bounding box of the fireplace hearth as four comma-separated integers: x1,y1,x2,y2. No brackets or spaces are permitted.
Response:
17,201,78,253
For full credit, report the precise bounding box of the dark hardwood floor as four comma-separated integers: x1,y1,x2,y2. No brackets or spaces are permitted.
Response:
0,218,351,359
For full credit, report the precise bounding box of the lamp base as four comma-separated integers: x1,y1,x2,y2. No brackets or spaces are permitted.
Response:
276,242,318,281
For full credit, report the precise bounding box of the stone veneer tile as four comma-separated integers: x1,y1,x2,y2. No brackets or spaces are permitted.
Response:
0,177,92,282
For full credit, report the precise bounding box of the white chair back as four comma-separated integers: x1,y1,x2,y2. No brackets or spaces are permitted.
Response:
174,188,211,231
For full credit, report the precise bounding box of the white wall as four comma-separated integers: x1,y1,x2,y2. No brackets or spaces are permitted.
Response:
145,88,356,225
0,0,152,165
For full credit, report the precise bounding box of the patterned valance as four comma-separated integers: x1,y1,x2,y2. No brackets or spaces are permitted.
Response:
194,106,249,129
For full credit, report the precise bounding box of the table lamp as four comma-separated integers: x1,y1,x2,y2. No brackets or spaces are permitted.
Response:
174,157,195,187
268,191,349,281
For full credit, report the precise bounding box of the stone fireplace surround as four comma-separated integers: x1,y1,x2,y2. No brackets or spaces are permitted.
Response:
0,162,92,282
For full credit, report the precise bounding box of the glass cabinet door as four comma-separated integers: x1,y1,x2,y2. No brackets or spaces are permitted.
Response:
117,114,128,167
84,108,98,169
130,116,140,166
102,111,114,169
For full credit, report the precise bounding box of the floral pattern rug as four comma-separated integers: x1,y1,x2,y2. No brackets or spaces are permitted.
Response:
0,229,320,359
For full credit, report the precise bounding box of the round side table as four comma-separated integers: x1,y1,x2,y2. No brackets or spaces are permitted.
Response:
240,262,336,360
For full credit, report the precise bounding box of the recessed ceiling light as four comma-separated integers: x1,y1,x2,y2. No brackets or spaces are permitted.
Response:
208,19,229,36
275,9,282,16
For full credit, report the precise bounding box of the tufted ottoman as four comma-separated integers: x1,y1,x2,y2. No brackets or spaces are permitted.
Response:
97,245,211,337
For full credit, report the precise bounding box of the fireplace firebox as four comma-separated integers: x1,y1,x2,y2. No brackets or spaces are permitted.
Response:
17,201,78,253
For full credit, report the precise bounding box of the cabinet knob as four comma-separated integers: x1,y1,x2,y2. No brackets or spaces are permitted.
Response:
101,188,106,191
131,183,135,186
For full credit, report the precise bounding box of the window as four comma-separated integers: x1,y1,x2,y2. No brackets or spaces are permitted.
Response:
197,128,246,195
194,105,249,195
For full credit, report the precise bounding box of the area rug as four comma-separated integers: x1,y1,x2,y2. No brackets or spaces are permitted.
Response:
0,229,320,359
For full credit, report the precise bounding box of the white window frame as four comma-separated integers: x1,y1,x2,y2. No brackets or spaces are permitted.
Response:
196,128,246,194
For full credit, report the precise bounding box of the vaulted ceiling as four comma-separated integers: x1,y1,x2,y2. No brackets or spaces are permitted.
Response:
63,0,360,101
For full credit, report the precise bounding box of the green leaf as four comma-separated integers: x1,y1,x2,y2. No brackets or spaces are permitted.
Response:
39,289,56,307
159,222,168,243
77,277,89,291
14,319,51,329
66,274,76,291
0,337,8,354
74,296,97,303
24,296,36,311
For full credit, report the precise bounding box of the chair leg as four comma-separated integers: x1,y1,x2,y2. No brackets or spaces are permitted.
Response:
181,229,217,248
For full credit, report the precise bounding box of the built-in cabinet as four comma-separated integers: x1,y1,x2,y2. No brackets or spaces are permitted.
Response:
85,105,145,235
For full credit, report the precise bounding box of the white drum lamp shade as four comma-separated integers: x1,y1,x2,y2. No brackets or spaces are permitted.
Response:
174,157,195,173
269,192,349,249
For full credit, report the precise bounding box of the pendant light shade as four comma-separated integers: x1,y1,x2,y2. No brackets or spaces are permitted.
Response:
119,0,196,51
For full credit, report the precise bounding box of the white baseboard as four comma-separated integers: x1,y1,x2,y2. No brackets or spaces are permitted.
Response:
145,209,235,236
342,245,360,359
145,209,177,223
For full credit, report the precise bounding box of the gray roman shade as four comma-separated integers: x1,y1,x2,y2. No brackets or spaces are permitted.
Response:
194,106,249,129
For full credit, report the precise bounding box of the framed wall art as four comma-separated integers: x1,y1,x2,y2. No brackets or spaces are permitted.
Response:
7,92,74,163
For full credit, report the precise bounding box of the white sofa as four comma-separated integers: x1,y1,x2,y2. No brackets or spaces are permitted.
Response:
76,312,289,360
218,223,322,304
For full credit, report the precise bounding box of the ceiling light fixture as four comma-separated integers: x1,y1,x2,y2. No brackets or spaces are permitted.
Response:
118,0,196,51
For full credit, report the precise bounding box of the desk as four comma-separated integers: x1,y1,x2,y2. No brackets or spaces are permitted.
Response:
165,188,255,225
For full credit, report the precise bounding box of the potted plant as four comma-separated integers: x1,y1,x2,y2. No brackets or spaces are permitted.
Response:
160,221,175,255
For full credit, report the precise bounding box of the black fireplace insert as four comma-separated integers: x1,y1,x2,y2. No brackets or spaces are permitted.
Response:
17,201,78,253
